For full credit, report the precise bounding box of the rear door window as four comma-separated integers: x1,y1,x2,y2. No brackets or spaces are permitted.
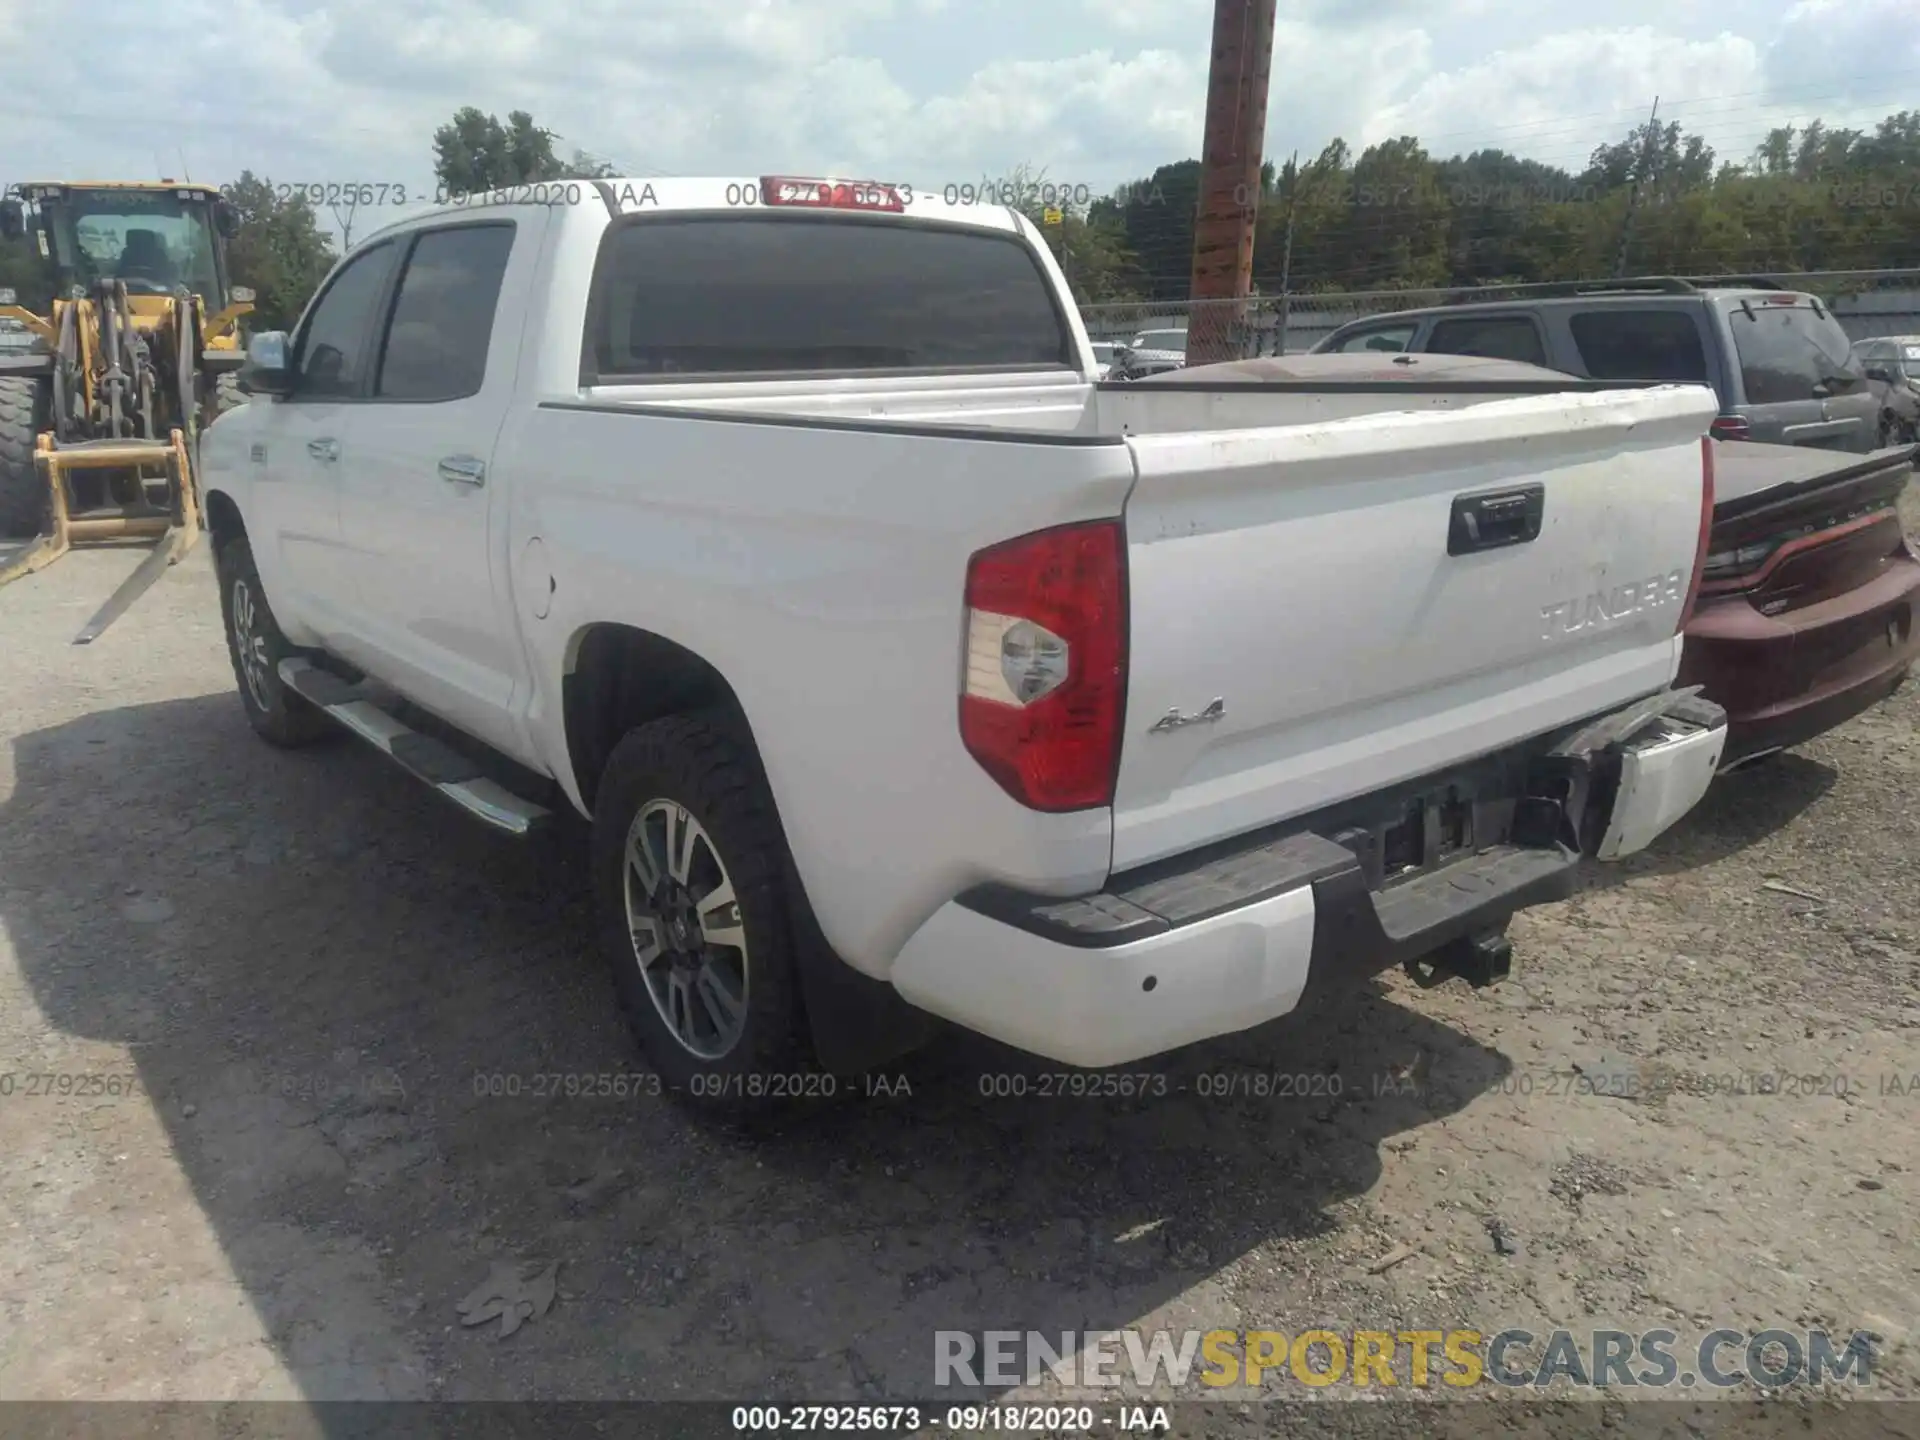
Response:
1726,301,1865,404
1425,315,1548,367
584,216,1072,379
1326,323,1417,354
1568,310,1709,382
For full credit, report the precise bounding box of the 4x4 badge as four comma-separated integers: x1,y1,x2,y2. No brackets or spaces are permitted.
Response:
1150,698,1225,733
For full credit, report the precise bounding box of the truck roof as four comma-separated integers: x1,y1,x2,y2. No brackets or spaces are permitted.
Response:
360,175,1025,248
1349,289,1814,328
17,180,225,197
1321,279,1823,338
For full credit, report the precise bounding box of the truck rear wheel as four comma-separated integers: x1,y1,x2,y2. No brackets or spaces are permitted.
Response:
592,715,807,1106
216,537,333,748
0,375,51,539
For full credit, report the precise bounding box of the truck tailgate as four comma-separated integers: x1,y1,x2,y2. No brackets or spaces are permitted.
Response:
1112,384,1717,869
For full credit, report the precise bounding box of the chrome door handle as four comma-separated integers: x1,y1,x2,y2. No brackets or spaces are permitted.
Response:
438,455,486,487
307,437,338,463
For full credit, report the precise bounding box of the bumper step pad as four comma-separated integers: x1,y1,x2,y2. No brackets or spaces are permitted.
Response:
964,829,1575,981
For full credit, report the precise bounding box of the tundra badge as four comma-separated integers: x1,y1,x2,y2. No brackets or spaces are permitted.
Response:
1540,571,1684,641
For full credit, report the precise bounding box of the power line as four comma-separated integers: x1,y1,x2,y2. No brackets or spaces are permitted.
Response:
1361,67,1920,149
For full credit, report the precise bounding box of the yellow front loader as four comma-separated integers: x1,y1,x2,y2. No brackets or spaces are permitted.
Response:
0,180,254,642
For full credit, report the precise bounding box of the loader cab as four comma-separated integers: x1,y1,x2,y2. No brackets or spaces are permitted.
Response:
9,182,238,311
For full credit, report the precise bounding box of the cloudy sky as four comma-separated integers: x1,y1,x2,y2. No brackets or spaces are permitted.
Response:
0,0,1913,218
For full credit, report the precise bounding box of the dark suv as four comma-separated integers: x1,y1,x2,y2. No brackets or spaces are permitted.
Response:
1311,277,1881,453
1852,335,1920,446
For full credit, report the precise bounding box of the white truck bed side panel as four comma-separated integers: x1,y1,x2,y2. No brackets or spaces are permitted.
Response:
500,404,1139,976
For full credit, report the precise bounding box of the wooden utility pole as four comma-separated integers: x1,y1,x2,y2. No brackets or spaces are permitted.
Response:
1187,0,1278,366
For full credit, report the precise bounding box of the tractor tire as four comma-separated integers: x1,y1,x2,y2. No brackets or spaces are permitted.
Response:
0,375,52,539
213,372,246,419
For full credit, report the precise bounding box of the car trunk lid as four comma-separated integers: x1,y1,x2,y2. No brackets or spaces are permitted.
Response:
1700,442,1918,616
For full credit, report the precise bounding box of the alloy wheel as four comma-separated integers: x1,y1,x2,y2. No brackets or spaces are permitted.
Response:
622,798,750,1059
232,577,271,711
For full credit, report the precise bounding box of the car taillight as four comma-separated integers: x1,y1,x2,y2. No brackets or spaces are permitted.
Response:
1702,541,1774,581
760,176,906,212
1679,436,1716,632
1708,415,1751,441
960,521,1127,811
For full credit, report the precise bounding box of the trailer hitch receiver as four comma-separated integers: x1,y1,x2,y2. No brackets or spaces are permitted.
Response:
1405,926,1514,990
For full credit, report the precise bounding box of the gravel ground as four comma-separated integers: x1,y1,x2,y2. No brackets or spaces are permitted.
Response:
2,515,1918,1437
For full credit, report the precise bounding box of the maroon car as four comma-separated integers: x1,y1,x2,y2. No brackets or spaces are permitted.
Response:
1683,441,1920,769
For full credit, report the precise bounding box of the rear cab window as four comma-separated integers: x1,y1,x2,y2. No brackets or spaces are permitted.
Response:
1721,297,1866,404
1567,309,1709,382
582,214,1073,381
1424,314,1549,367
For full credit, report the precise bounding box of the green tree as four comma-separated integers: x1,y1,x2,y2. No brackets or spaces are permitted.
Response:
1073,103,1920,302
971,165,1143,306
1430,149,1590,284
1335,136,1451,287
221,171,337,331
564,150,619,179
432,108,617,194
1252,140,1351,293
1111,160,1201,301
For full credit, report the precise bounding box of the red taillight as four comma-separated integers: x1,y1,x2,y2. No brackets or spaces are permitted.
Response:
760,176,906,212
1679,435,1717,632
960,521,1127,811
1708,415,1751,441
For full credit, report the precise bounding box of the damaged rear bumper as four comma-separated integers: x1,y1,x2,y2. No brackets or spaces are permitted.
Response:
888,689,1727,1067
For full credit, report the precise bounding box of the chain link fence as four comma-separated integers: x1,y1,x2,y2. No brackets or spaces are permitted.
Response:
1081,270,1920,358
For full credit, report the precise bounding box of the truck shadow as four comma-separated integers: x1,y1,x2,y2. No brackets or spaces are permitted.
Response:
0,694,1510,1409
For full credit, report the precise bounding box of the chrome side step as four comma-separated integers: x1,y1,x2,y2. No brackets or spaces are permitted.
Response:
277,658,550,836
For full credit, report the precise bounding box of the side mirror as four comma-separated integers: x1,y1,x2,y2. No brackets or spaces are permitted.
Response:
238,331,293,397
0,200,23,241
1864,364,1894,384
214,200,241,240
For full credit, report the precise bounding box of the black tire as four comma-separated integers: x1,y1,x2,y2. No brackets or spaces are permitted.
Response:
592,715,809,1107
0,375,51,539
215,536,333,748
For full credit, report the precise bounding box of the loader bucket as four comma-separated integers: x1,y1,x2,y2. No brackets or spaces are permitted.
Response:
0,428,201,643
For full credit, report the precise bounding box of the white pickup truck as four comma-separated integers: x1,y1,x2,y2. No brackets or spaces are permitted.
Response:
201,177,1728,1101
